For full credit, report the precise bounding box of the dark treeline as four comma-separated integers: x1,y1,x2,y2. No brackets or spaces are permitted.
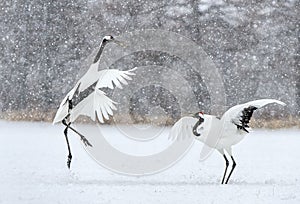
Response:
0,0,299,121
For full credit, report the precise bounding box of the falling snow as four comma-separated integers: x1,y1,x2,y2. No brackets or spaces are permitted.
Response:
0,0,299,121
0,1,299,203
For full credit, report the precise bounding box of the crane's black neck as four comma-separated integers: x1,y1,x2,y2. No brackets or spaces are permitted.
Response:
192,117,204,137
93,39,109,63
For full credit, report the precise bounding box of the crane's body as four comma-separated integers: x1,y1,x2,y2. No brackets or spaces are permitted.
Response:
53,35,136,168
170,99,286,184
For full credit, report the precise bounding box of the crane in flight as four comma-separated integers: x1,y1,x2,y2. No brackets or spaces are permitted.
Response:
53,35,136,168
169,99,286,184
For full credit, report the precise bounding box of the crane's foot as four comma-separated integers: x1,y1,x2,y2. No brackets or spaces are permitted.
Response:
80,136,93,147
67,154,72,169
66,125,93,147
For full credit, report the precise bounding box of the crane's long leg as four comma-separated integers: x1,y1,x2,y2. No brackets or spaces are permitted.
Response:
225,156,236,184
63,120,72,169
68,125,92,147
62,120,92,147
61,118,92,169
221,154,229,184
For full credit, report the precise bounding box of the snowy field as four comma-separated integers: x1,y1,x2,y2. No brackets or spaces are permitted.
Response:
0,120,299,204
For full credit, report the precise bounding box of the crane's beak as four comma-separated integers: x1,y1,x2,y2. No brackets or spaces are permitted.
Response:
113,40,127,48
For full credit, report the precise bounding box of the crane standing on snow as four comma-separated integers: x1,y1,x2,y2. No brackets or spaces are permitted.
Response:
169,99,286,184
53,35,136,168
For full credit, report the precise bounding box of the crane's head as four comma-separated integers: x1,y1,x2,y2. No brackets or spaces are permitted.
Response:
192,111,204,120
103,35,126,47
103,35,114,42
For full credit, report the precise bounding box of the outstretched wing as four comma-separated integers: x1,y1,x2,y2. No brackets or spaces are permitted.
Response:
96,67,137,89
70,89,117,123
53,67,136,124
52,62,100,124
222,99,286,132
63,61,101,103
53,98,69,124
69,68,137,123
169,115,221,143
70,62,100,98
168,117,198,141
53,87,78,124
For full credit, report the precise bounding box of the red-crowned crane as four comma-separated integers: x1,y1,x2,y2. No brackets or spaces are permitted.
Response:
53,35,136,168
169,99,286,184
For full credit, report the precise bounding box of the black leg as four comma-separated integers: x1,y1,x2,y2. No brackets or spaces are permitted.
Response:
221,154,229,184
63,120,72,169
62,119,92,147
68,126,92,147
225,156,236,184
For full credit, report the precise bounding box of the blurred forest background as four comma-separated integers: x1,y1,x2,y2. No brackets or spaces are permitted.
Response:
0,0,299,126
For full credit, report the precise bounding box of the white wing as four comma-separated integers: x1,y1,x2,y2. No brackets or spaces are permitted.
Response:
53,66,136,124
169,115,224,160
70,89,117,123
96,67,137,89
169,115,222,144
168,117,198,141
53,62,100,124
53,87,78,124
53,98,69,124
221,99,286,130
69,68,137,122
72,62,100,98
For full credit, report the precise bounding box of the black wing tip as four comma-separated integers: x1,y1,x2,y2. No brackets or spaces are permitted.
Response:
236,105,258,133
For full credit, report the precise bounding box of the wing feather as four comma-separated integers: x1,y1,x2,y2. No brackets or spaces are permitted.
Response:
76,62,100,94
52,86,78,124
54,67,136,124
95,68,136,90
222,99,286,132
52,100,69,124
117,75,128,85
168,117,198,141
169,115,219,142
52,62,100,124
70,89,117,123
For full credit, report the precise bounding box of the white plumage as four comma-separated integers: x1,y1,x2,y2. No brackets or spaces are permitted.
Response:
169,99,286,184
53,67,136,124
52,35,136,169
70,89,116,123
69,67,135,123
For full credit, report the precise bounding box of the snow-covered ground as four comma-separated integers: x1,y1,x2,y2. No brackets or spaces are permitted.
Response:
0,120,299,204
